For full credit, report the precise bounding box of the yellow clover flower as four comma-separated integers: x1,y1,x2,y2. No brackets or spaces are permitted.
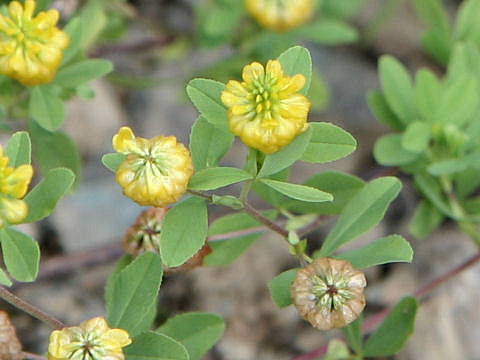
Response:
113,127,194,207
0,144,33,229
246,0,313,31
0,0,70,85
48,317,132,360
221,60,311,154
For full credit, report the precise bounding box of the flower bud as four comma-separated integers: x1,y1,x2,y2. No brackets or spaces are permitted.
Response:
221,60,311,154
112,127,194,207
0,311,22,360
48,317,131,360
246,0,313,31
291,258,366,330
0,0,70,85
123,207,211,273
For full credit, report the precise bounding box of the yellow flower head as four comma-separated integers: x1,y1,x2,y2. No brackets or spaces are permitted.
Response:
221,60,311,154
246,0,313,31
0,144,33,229
48,317,132,360
113,127,194,207
0,0,69,85
291,258,366,331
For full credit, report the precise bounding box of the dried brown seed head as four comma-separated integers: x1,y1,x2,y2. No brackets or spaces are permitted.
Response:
0,311,22,360
123,207,212,273
291,258,366,330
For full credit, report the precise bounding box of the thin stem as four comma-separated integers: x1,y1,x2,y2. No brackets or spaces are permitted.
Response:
0,286,65,329
440,176,480,248
187,189,213,201
243,202,289,238
22,352,48,360
239,180,253,203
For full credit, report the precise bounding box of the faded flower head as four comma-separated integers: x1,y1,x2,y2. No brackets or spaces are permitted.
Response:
124,207,212,272
0,0,70,85
291,258,366,330
221,60,311,154
48,317,132,360
246,0,313,31
123,207,167,255
113,127,194,207
0,311,22,360
0,144,33,229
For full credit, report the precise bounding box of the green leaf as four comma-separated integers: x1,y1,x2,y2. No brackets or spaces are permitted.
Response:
0,268,12,287
427,158,467,176
322,0,366,19
414,173,453,217
161,197,208,267
364,297,418,357
268,268,297,308
402,121,431,152
309,68,330,111
6,131,31,166
196,0,243,47
125,331,189,360
158,313,225,360
188,167,252,191
455,167,480,199
24,168,75,223
301,122,356,163
106,252,163,336
367,91,404,131
277,46,312,95
78,0,107,50
186,79,228,131
319,177,402,256
189,116,234,170
104,255,134,314
423,30,452,65
379,55,416,124
434,76,478,126
409,200,444,238
258,127,312,177
447,42,480,84
28,120,82,187
205,211,276,266
412,0,451,37
0,228,39,282
341,317,363,354
61,17,83,65
101,153,126,173
337,235,413,269
374,134,420,166
54,59,113,88
414,69,442,120
259,179,333,203
298,19,358,45
252,168,290,208
285,171,365,215
453,0,480,43
29,85,65,131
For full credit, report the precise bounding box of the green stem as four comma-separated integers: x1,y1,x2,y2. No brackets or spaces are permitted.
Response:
239,180,253,203
0,286,65,329
440,176,480,248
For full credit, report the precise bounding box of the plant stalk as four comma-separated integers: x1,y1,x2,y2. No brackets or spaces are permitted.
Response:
0,286,65,329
